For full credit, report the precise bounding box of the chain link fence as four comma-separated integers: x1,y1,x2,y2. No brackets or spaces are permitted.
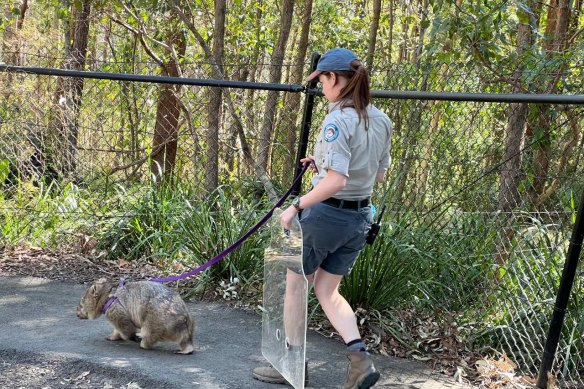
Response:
1,52,583,388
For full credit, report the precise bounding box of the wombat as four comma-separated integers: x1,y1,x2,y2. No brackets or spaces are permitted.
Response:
76,278,194,354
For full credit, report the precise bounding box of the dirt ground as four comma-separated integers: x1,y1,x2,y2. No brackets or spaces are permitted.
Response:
0,245,161,285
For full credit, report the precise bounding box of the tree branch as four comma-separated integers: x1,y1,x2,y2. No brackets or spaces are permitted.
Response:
171,2,278,202
535,107,581,206
108,14,165,68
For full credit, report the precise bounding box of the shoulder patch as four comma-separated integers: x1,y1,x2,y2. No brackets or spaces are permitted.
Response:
323,123,339,142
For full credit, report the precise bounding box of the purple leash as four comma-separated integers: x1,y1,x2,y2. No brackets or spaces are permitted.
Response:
149,163,311,283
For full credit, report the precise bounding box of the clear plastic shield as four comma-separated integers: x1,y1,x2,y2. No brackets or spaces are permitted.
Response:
262,209,308,389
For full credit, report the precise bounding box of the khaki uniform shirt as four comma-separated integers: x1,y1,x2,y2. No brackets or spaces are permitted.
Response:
312,101,393,200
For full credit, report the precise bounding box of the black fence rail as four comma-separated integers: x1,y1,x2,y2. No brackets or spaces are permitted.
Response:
1,62,583,389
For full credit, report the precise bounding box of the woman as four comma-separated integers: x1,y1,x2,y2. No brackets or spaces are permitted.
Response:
253,48,393,389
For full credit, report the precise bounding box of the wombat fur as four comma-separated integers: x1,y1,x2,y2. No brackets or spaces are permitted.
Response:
77,278,194,354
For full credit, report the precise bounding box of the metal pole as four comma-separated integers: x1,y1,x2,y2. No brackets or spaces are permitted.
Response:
536,188,584,388
303,88,584,105
0,64,305,92
292,52,320,197
4,65,584,104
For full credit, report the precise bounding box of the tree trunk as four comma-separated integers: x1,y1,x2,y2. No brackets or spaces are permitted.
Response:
150,21,186,183
388,0,394,65
398,1,409,64
494,4,535,267
416,60,449,202
279,0,313,185
498,103,528,213
173,4,278,201
412,0,428,64
241,4,264,176
205,0,226,193
531,0,573,202
366,0,382,69
394,0,430,205
65,0,92,174
257,0,294,173
1,0,28,64
46,0,91,178
2,0,29,94
497,9,534,213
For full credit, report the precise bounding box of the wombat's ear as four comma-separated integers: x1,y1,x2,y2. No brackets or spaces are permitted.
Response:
91,278,109,296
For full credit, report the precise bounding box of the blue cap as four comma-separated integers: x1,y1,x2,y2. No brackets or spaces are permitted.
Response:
305,48,359,81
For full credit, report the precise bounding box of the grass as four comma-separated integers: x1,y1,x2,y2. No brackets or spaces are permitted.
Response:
0,180,98,247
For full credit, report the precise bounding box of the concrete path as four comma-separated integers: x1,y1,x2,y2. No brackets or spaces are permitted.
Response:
0,276,475,388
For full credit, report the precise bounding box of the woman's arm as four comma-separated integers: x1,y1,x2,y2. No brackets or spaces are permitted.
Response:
279,169,347,229
297,169,346,209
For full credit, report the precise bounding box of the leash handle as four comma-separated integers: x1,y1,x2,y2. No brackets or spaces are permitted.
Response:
150,163,311,283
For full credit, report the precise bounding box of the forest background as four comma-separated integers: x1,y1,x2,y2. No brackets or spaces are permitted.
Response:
1,0,583,388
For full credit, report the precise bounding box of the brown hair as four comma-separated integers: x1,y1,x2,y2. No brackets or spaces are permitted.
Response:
334,60,371,127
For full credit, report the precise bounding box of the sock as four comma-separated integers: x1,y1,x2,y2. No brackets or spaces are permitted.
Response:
346,339,366,352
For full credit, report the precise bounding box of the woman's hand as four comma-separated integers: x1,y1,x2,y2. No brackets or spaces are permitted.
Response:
300,155,317,173
279,205,298,230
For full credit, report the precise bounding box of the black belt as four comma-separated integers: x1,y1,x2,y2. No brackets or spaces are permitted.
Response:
322,197,370,209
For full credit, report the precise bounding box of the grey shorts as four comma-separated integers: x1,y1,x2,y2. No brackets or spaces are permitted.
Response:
299,202,373,276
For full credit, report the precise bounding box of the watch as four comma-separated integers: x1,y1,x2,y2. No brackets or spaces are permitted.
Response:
292,197,302,211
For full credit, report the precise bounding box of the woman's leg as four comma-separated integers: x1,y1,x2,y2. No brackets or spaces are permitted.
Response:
312,268,360,343
313,268,379,389
284,270,314,346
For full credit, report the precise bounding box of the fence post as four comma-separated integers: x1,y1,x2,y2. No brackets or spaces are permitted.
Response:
536,188,584,388
292,52,320,197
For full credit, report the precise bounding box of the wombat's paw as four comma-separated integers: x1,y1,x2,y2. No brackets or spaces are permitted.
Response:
174,349,194,355
106,333,122,341
175,345,194,355
139,339,154,350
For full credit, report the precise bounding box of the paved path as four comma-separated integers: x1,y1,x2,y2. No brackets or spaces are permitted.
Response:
0,276,475,388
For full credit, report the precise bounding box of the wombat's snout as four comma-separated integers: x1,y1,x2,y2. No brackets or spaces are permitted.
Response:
76,305,88,319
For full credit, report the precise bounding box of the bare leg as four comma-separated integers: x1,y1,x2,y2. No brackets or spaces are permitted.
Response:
312,268,360,343
283,270,313,346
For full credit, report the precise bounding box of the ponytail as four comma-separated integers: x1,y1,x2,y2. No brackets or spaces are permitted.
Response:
336,60,371,127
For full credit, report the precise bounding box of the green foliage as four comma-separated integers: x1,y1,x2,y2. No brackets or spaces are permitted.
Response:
412,210,499,312
97,177,271,288
468,212,584,375
98,180,191,261
345,207,496,311
340,214,431,311
171,187,271,285
0,159,9,184
0,180,94,247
